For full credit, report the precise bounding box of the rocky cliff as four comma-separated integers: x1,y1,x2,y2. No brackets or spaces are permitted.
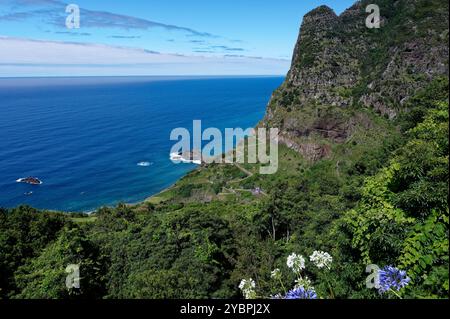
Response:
262,0,449,161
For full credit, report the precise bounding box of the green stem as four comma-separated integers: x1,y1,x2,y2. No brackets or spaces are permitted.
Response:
327,281,335,299
389,288,403,299
278,278,287,295
324,272,335,299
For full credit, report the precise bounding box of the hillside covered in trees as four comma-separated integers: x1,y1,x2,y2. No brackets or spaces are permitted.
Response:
0,0,448,299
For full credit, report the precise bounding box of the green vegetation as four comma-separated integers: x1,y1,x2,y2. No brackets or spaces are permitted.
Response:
0,79,447,299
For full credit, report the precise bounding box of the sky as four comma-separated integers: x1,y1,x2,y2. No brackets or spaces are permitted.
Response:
0,0,355,76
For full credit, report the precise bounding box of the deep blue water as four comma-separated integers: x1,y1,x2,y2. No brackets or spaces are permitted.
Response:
0,76,283,212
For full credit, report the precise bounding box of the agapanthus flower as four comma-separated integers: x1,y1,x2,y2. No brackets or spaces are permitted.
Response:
239,278,256,299
285,287,317,299
294,276,313,290
271,268,281,280
378,266,410,294
287,253,305,273
309,250,333,269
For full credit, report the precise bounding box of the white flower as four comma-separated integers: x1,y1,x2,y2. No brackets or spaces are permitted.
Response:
286,253,305,273
309,250,333,269
239,278,256,299
271,268,281,279
295,276,314,290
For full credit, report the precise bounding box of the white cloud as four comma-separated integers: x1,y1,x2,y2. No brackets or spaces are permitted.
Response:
0,36,290,76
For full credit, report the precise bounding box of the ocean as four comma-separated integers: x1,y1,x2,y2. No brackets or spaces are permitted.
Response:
0,76,283,212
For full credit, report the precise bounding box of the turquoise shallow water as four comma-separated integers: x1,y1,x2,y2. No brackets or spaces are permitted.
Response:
0,76,283,212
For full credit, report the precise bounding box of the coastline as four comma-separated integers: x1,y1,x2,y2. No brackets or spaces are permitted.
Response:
1,76,284,213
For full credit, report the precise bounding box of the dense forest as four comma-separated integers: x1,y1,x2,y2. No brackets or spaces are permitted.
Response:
0,0,448,299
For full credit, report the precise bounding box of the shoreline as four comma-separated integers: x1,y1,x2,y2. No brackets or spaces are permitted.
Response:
3,175,188,215
92,166,202,214
8,142,246,214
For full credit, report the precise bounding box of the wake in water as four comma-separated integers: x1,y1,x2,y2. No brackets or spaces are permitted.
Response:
137,161,153,167
170,153,201,165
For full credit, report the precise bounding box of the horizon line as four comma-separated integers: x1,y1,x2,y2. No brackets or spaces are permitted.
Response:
0,74,286,79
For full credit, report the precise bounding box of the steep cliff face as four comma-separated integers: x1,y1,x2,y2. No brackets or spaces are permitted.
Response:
262,0,449,161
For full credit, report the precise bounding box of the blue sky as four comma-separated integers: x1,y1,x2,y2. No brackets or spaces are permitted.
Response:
0,0,355,76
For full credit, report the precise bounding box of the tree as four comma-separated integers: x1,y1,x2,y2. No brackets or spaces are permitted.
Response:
14,227,105,299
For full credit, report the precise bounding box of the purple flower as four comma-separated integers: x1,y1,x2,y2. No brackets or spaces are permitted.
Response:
378,266,410,294
285,287,317,299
